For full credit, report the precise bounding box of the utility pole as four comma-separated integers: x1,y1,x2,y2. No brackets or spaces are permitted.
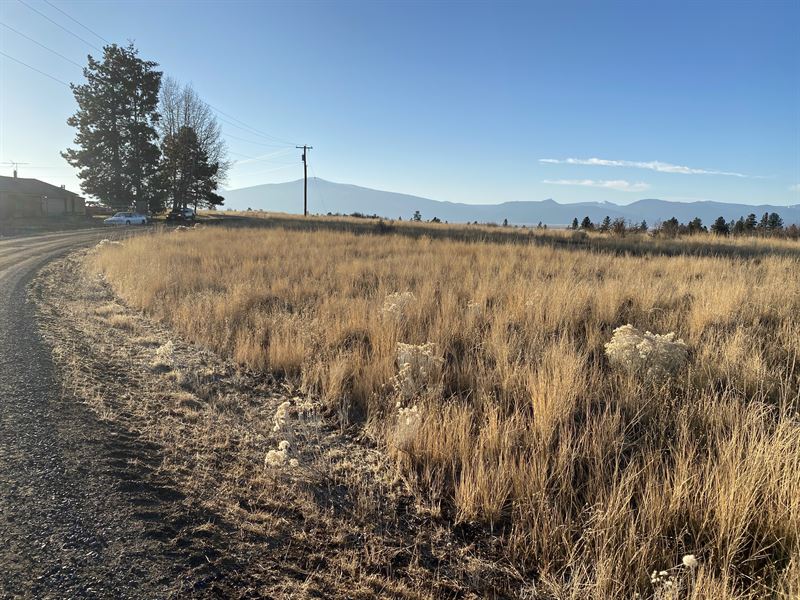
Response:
296,145,312,216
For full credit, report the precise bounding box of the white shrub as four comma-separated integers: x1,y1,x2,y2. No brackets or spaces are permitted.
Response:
273,400,292,432
264,439,298,469
155,340,174,363
95,239,123,250
394,342,443,400
381,291,415,320
605,324,688,382
394,403,421,447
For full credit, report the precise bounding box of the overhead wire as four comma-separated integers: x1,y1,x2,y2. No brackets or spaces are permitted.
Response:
7,1,306,188
0,22,84,67
229,148,295,163
16,0,102,51
0,50,70,86
42,0,109,44
206,102,297,147
222,130,290,148
12,0,299,153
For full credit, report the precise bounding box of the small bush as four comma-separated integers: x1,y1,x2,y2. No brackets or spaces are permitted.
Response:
380,291,415,320
394,342,443,400
604,324,688,382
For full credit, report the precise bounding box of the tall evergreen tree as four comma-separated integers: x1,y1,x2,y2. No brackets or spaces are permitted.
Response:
661,217,680,237
744,213,758,232
161,126,224,210
710,216,730,236
63,43,162,211
687,217,705,234
767,212,784,231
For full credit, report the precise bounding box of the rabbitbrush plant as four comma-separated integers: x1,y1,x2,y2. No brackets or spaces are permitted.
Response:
604,324,688,382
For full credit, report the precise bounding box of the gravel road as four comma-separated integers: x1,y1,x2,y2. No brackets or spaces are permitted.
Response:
0,230,187,599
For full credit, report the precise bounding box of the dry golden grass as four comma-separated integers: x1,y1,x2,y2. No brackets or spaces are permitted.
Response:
93,221,800,599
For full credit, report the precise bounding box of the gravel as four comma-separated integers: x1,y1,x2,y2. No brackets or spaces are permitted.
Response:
0,231,192,599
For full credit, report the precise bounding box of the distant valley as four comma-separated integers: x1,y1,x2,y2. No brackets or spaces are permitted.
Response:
222,178,800,226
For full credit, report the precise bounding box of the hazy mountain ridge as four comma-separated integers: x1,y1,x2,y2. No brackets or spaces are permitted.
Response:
222,179,800,226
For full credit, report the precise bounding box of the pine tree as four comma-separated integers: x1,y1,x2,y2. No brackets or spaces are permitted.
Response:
710,216,730,236
161,126,223,210
744,213,758,232
600,215,611,232
687,217,705,234
580,216,593,230
661,217,680,237
767,212,784,231
571,217,579,230
63,43,162,211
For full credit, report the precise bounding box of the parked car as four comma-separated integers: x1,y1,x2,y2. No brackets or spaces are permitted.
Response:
103,212,148,226
166,207,196,222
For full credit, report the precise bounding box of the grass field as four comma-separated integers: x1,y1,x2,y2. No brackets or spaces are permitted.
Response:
92,217,800,599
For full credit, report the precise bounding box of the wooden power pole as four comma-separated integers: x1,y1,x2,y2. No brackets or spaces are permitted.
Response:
296,145,313,216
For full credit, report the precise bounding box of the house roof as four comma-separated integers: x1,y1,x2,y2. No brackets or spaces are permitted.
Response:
0,175,83,199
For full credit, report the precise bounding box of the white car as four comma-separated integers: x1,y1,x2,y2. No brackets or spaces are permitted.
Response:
104,212,148,226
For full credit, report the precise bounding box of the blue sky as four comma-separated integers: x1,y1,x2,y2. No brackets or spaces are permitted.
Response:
1,0,798,206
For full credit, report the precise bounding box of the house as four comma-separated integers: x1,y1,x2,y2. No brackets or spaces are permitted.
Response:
0,175,85,219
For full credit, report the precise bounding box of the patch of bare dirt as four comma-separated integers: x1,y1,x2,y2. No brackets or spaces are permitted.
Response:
31,250,520,599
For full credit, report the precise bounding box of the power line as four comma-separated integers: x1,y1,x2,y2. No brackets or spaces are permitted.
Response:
42,0,109,44
0,21,84,68
1,24,292,155
236,163,297,177
222,131,289,148
16,0,302,153
0,50,70,86
9,0,309,181
16,0,102,51
214,112,295,147
206,103,297,146
229,148,295,163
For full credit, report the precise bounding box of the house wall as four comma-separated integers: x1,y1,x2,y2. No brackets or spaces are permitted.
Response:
44,197,66,216
71,196,86,215
0,192,12,220
0,191,85,218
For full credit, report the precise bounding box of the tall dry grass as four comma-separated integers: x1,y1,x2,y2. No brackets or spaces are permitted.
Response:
93,224,800,598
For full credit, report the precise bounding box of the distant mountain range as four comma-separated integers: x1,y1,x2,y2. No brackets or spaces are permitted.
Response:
221,178,800,226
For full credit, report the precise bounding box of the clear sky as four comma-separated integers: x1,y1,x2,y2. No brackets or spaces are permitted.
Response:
1,0,798,206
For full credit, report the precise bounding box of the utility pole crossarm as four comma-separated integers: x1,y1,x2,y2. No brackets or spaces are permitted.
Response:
296,145,313,216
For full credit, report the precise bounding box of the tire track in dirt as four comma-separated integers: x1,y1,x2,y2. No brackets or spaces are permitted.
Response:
0,231,234,598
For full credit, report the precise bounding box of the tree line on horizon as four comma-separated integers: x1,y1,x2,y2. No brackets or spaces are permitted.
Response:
570,212,799,239
62,43,228,213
